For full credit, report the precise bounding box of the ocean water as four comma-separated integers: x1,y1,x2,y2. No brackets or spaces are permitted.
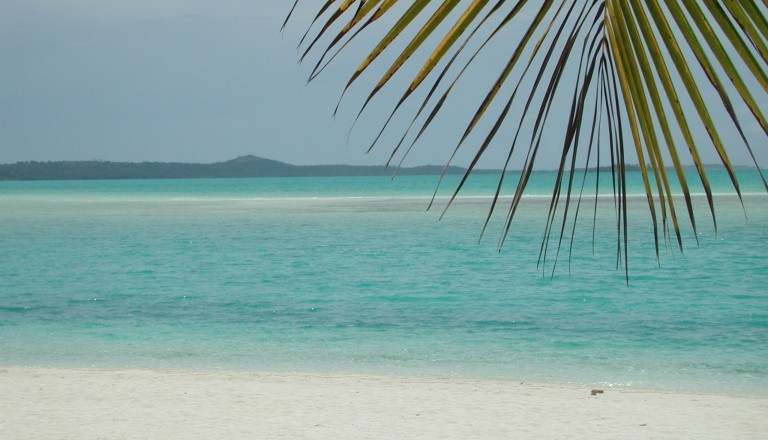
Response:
1,170,766,396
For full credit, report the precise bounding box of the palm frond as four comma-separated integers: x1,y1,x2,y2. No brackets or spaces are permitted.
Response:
287,1,768,278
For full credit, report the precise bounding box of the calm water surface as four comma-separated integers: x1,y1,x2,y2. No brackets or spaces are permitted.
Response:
1,171,766,396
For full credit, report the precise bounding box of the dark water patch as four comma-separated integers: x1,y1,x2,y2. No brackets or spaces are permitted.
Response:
370,295,457,304
0,305,64,318
91,332,130,341
172,294,208,301
728,293,766,300
123,269,157,275
152,350,198,360
0,306,38,313
333,321,401,330
682,361,768,378
548,340,593,350
731,365,768,377
468,319,531,331
222,280,259,287
77,321,111,329
66,297,110,305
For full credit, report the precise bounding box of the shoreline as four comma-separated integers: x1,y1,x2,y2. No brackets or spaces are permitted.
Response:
2,366,766,439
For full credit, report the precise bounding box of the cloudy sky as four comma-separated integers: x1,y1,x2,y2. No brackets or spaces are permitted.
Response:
1,1,765,168
1,0,389,165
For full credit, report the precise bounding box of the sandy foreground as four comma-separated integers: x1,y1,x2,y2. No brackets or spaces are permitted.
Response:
1,367,766,439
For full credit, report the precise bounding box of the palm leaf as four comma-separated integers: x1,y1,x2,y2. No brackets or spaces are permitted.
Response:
287,1,768,278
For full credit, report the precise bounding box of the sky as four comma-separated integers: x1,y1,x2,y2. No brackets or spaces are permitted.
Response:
1,1,765,168
1,0,398,166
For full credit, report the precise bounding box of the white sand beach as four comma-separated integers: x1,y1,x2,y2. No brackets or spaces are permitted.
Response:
1,367,765,439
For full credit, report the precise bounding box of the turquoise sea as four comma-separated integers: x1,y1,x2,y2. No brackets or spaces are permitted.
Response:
1,170,766,396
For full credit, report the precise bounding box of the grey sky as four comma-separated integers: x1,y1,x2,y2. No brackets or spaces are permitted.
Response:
1,1,765,168
1,0,382,165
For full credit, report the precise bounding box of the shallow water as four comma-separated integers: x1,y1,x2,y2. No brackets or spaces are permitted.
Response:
1,171,766,396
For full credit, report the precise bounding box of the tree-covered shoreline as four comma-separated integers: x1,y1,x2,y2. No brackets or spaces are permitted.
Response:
0,155,478,181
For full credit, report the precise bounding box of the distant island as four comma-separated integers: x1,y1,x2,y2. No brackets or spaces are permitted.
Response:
0,155,491,181
1,155,717,181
